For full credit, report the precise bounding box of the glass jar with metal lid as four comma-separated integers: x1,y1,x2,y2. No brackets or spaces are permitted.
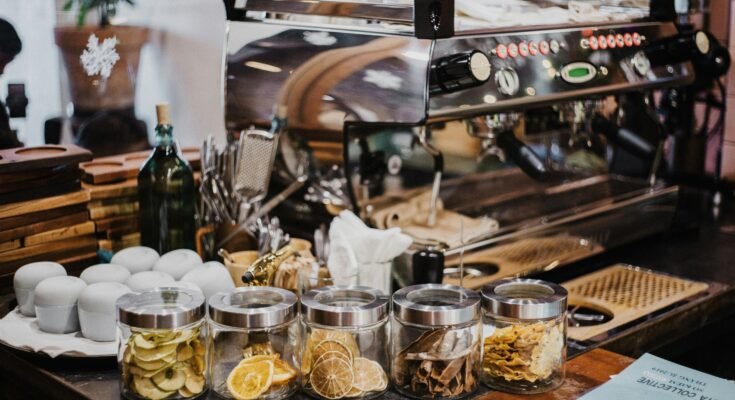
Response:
116,287,207,400
207,287,300,399
480,278,568,394
391,284,482,399
300,285,389,400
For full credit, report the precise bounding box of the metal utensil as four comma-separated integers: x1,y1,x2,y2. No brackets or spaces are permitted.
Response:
235,127,280,199
218,248,236,264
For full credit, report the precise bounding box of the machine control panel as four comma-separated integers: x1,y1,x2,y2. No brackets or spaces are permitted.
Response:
429,22,694,119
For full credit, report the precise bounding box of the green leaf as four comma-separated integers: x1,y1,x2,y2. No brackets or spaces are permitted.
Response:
62,0,74,12
77,2,89,28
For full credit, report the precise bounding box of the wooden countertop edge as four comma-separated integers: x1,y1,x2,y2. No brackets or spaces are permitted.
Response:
475,348,633,400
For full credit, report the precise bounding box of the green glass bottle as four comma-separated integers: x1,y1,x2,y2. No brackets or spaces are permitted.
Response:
138,103,196,253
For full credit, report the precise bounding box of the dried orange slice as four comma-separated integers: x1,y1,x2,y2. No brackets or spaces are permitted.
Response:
352,357,387,392
312,339,354,365
301,347,313,375
238,354,278,365
310,357,354,399
272,358,298,384
227,359,274,400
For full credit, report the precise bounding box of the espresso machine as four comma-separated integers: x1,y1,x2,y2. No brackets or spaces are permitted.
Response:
222,0,722,289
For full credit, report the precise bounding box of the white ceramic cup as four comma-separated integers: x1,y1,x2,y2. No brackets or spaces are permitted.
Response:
13,262,67,317
34,276,87,334
153,249,203,280
78,282,132,341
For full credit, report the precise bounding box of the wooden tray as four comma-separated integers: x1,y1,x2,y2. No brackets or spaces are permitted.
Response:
80,147,201,184
0,145,92,174
0,240,20,253
0,204,87,231
563,264,709,341
443,236,604,289
94,214,138,234
0,190,90,219
0,211,90,243
0,166,80,194
83,178,137,200
88,202,138,220
0,235,98,275
0,179,81,206
24,221,96,247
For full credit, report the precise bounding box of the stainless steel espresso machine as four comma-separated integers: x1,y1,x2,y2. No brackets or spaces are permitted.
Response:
222,0,719,289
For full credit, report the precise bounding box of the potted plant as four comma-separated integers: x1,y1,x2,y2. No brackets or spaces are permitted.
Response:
53,0,150,155
55,0,149,111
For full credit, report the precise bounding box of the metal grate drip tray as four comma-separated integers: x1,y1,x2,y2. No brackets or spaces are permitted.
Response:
563,264,709,341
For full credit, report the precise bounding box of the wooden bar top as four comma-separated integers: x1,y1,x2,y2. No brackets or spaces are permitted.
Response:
478,349,633,400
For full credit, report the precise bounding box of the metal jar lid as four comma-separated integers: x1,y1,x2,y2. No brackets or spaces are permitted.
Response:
393,284,481,327
208,287,297,329
117,287,205,330
301,286,389,327
481,278,568,320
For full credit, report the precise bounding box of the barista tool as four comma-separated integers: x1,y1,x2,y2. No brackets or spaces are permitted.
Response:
469,114,550,181
416,126,444,227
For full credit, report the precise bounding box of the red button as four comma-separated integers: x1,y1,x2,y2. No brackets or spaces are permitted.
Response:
589,36,599,50
624,33,633,47
528,41,539,56
632,32,642,46
508,43,519,58
539,40,550,55
615,34,625,47
518,42,529,57
607,34,616,48
598,35,608,49
496,44,508,59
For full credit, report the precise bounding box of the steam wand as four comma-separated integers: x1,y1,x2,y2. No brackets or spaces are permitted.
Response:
416,126,444,227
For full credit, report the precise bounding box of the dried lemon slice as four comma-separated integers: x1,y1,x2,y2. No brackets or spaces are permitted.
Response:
308,329,360,358
352,358,386,392
310,357,354,399
227,359,274,400
346,386,363,398
312,340,354,366
314,350,352,367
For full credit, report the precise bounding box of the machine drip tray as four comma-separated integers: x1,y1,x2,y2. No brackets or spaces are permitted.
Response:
443,262,499,280
563,264,709,341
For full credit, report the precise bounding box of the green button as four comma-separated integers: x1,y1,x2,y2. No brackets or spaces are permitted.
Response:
568,67,591,78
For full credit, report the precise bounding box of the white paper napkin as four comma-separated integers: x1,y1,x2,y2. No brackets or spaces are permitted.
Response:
0,308,116,358
328,210,413,293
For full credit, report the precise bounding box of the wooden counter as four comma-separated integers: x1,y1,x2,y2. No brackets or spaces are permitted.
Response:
478,349,632,400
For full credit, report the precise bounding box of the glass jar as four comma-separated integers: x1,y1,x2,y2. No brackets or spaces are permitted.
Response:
480,278,568,394
301,286,389,399
391,284,482,399
117,287,207,400
208,287,300,399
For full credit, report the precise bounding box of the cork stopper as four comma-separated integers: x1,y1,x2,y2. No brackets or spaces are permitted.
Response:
156,103,171,125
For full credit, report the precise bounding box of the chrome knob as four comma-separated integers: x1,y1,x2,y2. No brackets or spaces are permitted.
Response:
495,68,520,96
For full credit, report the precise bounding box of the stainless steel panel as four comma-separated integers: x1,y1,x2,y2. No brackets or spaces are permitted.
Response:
225,21,431,134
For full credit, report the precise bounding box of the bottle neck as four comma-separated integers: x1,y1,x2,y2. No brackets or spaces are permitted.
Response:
155,124,175,148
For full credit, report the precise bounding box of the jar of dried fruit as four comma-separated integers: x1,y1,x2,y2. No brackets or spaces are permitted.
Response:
300,286,389,399
480,278,568,394
117,287,207,400
207,287,300,399
391,284,482,399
